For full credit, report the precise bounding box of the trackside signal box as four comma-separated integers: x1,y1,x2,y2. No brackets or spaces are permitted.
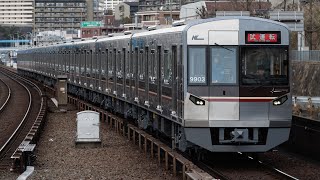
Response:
56,75,68,106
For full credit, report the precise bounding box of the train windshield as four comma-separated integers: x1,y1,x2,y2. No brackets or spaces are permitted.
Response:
241,47,289,86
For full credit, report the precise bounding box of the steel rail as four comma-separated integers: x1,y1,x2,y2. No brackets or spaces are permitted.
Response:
0,78,11,112
238,152,300,180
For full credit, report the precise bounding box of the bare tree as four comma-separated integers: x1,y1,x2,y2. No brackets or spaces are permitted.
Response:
304,1,320,49
196,5,208,19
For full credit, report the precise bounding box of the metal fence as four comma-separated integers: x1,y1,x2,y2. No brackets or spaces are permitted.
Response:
291,50,320,61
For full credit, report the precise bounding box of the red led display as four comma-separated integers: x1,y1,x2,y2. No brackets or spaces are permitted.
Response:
245,32,281,44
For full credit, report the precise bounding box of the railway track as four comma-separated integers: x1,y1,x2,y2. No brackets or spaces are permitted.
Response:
41,84,304,180
0,67,46,172
194,152,300,180
42,85,299,180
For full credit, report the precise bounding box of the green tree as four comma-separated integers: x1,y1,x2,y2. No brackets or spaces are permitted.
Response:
0,25,18,39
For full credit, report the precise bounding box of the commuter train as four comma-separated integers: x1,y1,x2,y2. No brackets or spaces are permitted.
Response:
17,16,292,153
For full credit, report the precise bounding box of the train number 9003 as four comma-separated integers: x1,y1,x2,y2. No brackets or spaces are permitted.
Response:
190,76,205,83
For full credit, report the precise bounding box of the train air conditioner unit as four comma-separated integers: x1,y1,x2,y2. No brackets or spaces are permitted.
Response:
147,25,157,31
124,31,132,35
172,20,185,27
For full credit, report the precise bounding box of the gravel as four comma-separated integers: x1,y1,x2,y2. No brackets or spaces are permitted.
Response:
28,100,178,180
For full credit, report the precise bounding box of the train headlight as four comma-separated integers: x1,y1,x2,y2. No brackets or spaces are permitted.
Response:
273,95,288,106
189,95,205,106
196,100,204,105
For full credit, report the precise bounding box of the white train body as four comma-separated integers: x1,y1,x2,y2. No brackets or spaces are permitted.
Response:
17,17,291,152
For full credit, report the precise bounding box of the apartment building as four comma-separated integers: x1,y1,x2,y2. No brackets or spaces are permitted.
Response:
138,0,180,11
114,2,138,22
106,0,123,12
34,0,93,32
0,0,34,26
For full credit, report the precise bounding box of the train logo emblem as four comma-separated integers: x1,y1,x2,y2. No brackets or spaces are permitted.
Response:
192,35,204,40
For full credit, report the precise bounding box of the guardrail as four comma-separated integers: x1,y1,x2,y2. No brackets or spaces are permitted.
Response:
291,50,320,61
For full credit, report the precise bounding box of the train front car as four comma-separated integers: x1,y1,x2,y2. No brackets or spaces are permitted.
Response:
183,17,291,152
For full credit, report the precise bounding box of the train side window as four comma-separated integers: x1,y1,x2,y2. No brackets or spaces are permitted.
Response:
126,49,130,79
117,50,122,78
108,49,113,76
150,49,156,83
145,46,149,81
139,49,144,80
188,47,206,85
211,46,237,84
134,47,138,78
105,49,109,77
113,49,117,78
163,49,172,85
81,50,85,75
101,51,105,75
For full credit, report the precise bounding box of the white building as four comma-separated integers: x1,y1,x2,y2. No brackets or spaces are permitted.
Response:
0,0,34,26
106,0,123,12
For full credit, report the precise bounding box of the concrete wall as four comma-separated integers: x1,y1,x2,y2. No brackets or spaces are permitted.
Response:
292,61,320,96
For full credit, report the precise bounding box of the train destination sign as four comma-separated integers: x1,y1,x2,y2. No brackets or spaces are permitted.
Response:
245,31,281,44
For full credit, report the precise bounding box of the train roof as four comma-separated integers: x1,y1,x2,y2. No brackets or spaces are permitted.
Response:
183,16,290,31
18,16,290,53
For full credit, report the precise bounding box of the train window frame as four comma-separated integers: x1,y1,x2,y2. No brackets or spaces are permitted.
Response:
210,46,238,86
239,45,289,86
187,46,208,86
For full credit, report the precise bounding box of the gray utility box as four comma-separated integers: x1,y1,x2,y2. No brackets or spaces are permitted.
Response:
56,75,68,106
75,111,101,148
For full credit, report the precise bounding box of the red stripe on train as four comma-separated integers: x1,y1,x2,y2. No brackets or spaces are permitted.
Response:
205,98,273,102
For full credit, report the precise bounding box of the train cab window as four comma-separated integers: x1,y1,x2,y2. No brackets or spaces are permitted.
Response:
211,47,237,84
241,47,288,85
188,47,206,85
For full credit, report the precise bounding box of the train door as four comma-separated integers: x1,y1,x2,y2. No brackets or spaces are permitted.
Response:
208,30,239,123
97,49,101,90
185,46,209,124
171,45,178,117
